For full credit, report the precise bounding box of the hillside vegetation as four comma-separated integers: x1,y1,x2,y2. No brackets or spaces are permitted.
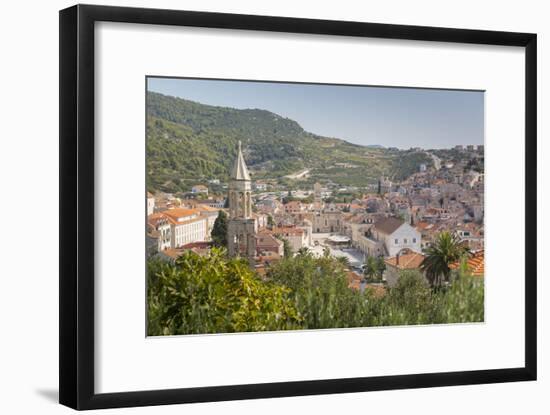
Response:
146,92,432,193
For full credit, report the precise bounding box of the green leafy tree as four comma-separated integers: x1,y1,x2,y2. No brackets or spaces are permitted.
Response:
439,272,484,323
267,253,368,329
421,231,469,287
147,249,302,335
282,238,293,258
211,210,228,247
385,270,434,323
148,251,484,335
376,256,386,279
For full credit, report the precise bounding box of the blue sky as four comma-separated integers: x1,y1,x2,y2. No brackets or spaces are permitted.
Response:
147,77,484,150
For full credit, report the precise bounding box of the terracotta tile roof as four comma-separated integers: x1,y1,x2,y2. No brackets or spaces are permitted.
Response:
163,208,200,219
161,248,187,260
415,221,433,231
160,209,207,227
147,213,169,228
181,241,211,250
271,227,304,236
256,233,283,247
195,205,220,212
385,252,425,270
346,271,362,282
450,250,484,277
374,217,404,234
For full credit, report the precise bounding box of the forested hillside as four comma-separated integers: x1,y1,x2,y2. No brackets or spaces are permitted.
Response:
146,92,431,193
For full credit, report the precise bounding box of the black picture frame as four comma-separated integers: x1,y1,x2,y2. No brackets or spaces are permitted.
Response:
59,4,537,410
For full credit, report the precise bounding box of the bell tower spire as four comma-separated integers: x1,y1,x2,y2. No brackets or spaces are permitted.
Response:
229,141,252,218
227,141,256,264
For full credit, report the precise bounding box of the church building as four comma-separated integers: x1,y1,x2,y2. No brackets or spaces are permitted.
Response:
227,141,257,265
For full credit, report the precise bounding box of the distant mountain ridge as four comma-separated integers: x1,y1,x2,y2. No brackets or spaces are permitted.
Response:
146,91,431,193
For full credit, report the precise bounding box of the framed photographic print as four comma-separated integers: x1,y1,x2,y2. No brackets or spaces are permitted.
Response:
59,4,537,410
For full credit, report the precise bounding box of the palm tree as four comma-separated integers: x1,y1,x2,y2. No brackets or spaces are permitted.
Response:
421,231,469,287
336,255,350,268
363,256,379,282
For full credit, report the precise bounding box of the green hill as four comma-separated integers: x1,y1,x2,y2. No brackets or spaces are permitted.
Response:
146,91,431,193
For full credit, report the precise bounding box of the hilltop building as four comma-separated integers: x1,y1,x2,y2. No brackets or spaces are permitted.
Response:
191,184,208,195
227,141,257,265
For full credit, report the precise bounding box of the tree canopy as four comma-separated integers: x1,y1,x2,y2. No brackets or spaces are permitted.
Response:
147,248,484,335
147,249,301,335
211,210,228,247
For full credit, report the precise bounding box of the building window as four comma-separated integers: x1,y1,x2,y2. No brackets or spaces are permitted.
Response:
413,238,417,243
404,238,408,244
395,239,398,244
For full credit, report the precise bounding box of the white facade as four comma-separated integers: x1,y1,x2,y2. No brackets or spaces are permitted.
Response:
163,209,208,248
380,224,422,257
354,219,421,258
254,182,268,191
195,206,220,239
170,217,207,248
156,221,171,251
147,195,155,216
199,199,226,209
272,228,308,253
191,185,209,195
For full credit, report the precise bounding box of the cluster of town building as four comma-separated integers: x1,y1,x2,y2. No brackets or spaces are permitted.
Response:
147,141,485,290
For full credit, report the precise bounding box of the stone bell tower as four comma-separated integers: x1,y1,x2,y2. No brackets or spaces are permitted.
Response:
227,141,256,264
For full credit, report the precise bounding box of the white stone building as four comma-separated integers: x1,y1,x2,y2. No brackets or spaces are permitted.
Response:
147,212,171,252
163,208,208,248
354,217,421,258
271,227,308,253
147,192,155,216
191,184,209,195
195,205,221,239
313,204,343,233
